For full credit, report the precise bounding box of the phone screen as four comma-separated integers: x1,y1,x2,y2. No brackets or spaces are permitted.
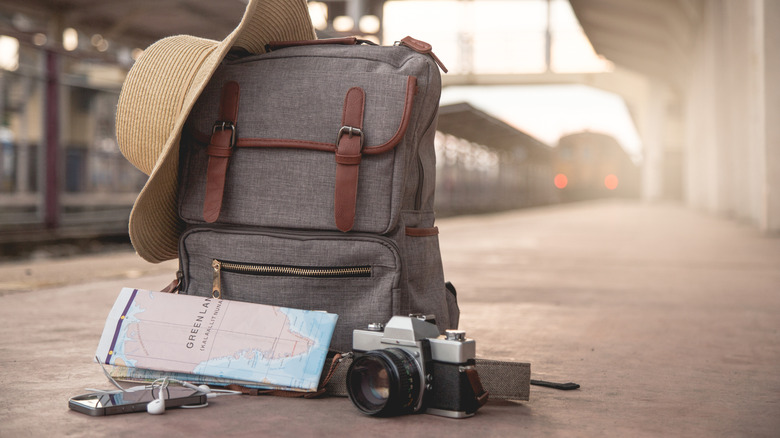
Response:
69,387,206,416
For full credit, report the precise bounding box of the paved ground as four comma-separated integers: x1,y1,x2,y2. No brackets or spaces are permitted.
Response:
1,200,778,437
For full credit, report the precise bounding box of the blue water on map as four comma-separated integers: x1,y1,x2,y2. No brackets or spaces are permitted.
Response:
191,308,337,390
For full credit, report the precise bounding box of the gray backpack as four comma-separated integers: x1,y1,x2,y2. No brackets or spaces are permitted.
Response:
176,37,458,352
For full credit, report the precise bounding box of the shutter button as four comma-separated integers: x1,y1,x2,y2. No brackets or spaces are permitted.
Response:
445,330,466,341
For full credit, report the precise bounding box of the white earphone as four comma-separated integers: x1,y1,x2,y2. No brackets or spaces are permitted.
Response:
146,388,167,415
145,377,172,415
144,378,241,414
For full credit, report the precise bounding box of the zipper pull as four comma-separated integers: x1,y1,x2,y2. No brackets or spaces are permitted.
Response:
212,259,222,299
398,36,448,73
174,269,183,294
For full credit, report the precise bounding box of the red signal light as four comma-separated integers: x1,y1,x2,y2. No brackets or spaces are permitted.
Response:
605,174,619,190
554,173,568,189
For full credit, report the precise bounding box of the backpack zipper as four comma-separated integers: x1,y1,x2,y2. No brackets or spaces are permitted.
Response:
415,155,424,210
211,259,371,299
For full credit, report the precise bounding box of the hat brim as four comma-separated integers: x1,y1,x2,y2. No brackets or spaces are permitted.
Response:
119,0,316,263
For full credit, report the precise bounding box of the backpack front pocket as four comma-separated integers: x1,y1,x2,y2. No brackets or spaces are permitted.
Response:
179,226,401,352
211,260,372,299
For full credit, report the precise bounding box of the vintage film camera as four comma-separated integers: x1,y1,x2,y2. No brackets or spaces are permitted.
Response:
346,315,488,418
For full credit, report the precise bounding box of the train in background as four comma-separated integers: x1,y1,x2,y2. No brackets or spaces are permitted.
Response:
434,103,556,216
552,131,641,202
434,103,640,215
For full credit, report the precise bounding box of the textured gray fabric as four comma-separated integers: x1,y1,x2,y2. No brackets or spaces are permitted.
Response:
180,141,398,232
473,359,531,401
177,42,457,353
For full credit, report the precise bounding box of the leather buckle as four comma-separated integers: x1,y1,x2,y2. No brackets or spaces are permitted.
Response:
212,121,236,147
337,125,364,149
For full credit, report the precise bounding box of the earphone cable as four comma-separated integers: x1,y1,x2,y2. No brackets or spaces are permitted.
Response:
95,355,125,391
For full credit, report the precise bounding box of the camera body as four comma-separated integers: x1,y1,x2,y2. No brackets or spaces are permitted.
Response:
348,315,486,418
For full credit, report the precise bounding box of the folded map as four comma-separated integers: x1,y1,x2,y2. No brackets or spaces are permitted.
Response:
95,288,338,392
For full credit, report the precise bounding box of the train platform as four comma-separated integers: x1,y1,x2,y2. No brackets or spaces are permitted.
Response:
1,199,778,437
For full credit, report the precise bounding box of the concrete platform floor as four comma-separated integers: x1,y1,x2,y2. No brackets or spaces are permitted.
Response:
1,200,778,437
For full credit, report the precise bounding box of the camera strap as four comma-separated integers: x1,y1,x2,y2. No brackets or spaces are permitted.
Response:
323,354,531,402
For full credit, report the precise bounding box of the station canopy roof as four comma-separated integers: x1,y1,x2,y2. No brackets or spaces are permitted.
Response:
569,0,702,89
4,0,703,90
437,102,551,158
2,0,248,49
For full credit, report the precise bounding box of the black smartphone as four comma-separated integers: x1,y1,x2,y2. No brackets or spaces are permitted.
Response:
69,386,207,416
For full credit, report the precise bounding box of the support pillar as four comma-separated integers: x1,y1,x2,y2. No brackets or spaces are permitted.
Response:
44,48,59,229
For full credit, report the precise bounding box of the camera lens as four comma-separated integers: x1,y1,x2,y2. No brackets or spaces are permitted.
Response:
346,348,422,416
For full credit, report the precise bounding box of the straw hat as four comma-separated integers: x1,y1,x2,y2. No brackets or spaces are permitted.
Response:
117,0,316,263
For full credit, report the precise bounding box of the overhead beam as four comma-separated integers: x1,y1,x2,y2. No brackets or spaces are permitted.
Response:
443,71,620,88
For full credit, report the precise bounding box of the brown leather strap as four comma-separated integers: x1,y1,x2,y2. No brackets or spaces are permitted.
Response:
465,367,489,407
184,76,418,156
400,36,448,73
160,277,180,293
203,81,240,223
334,87,365,232
405,226,439,237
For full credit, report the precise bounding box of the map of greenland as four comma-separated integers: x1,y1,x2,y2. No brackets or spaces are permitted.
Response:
95,288,338,391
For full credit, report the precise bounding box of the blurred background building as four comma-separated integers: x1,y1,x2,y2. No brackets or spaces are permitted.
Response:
0,0,777,258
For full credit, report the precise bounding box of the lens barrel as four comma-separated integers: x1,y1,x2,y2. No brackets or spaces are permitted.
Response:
346,348,422,416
